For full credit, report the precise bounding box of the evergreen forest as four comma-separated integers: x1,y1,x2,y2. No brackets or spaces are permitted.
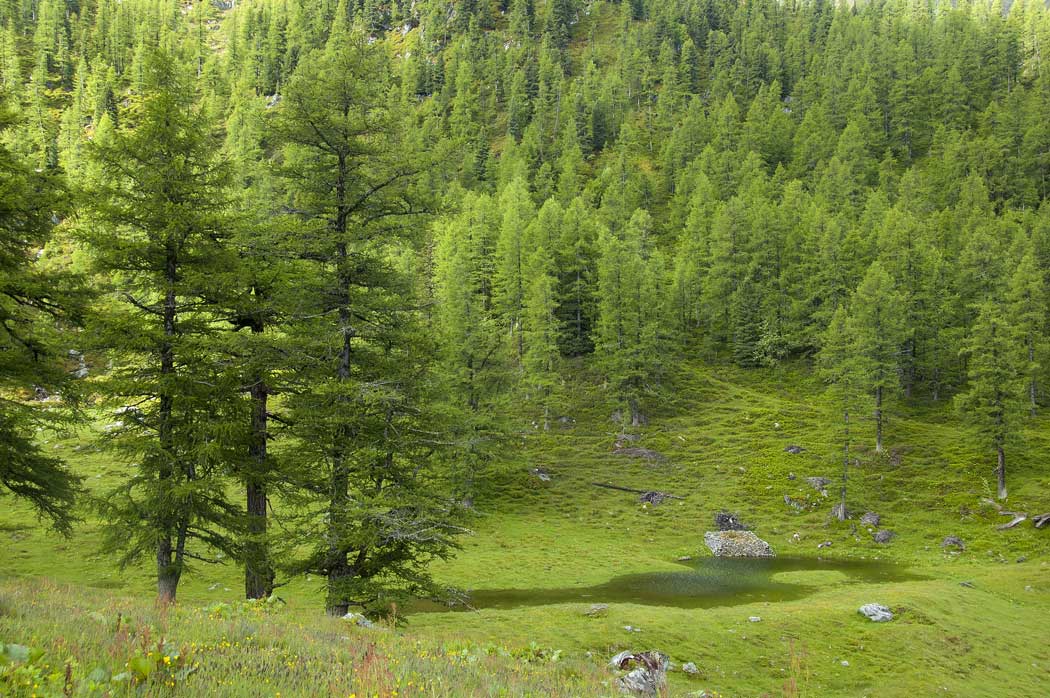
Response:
2,0,1050,696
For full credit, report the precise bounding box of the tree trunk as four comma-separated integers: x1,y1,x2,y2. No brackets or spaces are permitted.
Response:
996,444,1007,500
157,249,179,604
1029,341,1037,416
245,309,274,597
326,234,355,617
838,410,849,521
874,385,883,454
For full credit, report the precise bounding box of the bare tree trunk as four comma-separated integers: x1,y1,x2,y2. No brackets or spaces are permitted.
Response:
838,410,849,521
874,385,883,454
326,231,355,617
157,249,179,604
996,444,1007,500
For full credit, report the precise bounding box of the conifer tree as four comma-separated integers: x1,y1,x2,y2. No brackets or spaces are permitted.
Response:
956,300,1026,500
594,209,665,428
0,95,82,534
271,14,460,616
79,50,242,604
523,244,561,429
844,261,905,455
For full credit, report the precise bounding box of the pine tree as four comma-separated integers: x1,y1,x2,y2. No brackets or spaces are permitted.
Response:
79,50,242,604
271,15,460,616
956,300,1026,500
594,209,665,429
818,305,861,521
522,244,561,429
1005,248,1047,415
845,261,905,455
0,95,82,535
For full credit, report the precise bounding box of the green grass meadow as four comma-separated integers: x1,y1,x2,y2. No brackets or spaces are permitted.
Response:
2,361,1049,696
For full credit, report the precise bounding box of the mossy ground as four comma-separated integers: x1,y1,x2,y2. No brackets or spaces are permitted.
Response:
2,361,1049,696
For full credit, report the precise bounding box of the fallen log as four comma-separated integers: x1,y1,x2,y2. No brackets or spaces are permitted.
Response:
997,514,1028,530
981,498,1029,530
1033,513,1050,529
590,482,686,502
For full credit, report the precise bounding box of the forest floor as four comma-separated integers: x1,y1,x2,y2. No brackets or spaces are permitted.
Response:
2,361,1050,697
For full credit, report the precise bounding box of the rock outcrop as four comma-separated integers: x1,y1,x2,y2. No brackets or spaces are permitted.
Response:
703,530,775,558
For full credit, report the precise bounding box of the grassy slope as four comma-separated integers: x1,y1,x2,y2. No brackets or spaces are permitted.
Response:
2,360,1050,696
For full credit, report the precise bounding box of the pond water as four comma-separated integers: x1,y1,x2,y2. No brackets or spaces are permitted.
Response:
424,557,925,612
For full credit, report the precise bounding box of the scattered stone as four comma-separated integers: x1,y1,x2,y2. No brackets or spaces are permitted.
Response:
1017,556,1028,563
860,600,894,621
872,530,896,544
704,530,776,558
858,603,894,622
787,472,797,480
714,511,749,531
341,612,379,629
611,651,668,697
959,581,976,588
818,541,833,549
676,555,692,562
681,662,701,676
639,491,670,505
1025,585,1034,592
805,476,831,493
748,616,762,623
785,445,805,454
33,385,49,401
860,512,881,527
941,535,965,550
784,495,805,511
530,467,552,482
623,625,642,633
841,660,850,667
584,603,609,618
612,447,666,462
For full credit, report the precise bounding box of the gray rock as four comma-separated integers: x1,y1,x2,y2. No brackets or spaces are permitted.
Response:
805,476,831,493
860,512,881,527
858,603,894,622
530,467,552,482
784,494,805,511
785,445,806,454
748,616,762,623
714,511,749,531
584,603,609,617
941,535,965,550
817,541,833,549
704,530,776,558
872,529,896,544
612,652,669,697
341,612,379,629
787,472,797,480
681,662,701,676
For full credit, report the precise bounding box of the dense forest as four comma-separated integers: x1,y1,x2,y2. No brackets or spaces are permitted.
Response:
2,0,1050,622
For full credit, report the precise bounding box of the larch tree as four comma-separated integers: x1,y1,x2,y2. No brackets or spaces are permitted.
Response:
79,50,243,604
956,300,1026,500
0,95,83,535
845,261,905,455
271,13,462,617
594,208,666,429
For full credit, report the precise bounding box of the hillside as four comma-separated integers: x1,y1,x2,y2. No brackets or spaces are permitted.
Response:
4,0,1050,695
4,362,1050,696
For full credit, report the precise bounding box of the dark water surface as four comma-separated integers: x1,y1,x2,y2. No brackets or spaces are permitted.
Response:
419,557,926,612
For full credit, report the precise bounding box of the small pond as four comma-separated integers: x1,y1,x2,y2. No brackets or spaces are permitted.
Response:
421,557,925,612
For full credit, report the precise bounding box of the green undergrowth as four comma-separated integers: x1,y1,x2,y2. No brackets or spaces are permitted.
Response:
3,360,1050,696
